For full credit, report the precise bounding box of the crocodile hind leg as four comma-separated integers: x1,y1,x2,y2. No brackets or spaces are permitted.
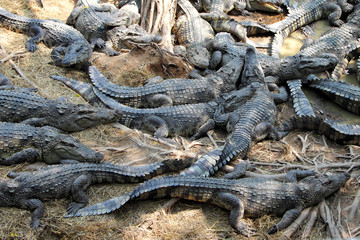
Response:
0,148,41,165
147,94,173,107
26,25,44,52
66,174,93,215
191,119,216,140
142,115,169,139
216,192,257,236
20,198,45,230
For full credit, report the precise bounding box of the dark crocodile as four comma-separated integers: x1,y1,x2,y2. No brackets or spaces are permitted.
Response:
277,115,360,146
287,79,315,117
173,0,215,69
0,88,121,132
0,122,103,165
67,0,140,55
67,172,349,235
216,46,280,175
0,73,12,86
0,158,192,230
0,7,92,67
54,55,244,108
92,82,259,139
268,0,353,58
106,24,162,51
298,7,360,80
200,0,284,17
303,75,360,115
211,32,338,84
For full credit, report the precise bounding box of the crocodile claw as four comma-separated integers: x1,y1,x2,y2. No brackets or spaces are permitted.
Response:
267,224,278,234
235,222,258,236
66,202,85,215
30,219,44,231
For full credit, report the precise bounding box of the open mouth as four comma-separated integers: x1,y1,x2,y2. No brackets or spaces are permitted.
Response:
257,2,283,12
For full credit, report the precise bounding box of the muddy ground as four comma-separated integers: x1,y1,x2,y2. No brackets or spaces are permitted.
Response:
0,0,359,239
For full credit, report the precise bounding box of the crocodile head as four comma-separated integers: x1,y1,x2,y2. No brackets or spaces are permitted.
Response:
61,42,93,66
279,53,338,80
0,179,19,207
186,45,211,69
42,130,103,164
248,0,284,13
53,101,122,132
299,173,350,207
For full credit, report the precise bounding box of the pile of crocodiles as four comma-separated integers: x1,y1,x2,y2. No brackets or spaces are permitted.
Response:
0,0,359,237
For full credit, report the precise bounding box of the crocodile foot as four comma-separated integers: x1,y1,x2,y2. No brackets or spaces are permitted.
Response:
235,221,258,237
66,202,86,215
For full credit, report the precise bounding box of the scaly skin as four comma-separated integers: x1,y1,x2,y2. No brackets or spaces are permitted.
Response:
107,24,162,51
299,9,360,80
277,115,360,146
211,33,338,84
0,88,121,132
86,56,243,108
268,0,353,58
305,75,360,115
0,158,192,230
67,0,140,55
0,7,92,66
215,47,279,172
287,79,315,117
0,122,103,165
67,173,350,236
174,0,215,69
53,72,258,139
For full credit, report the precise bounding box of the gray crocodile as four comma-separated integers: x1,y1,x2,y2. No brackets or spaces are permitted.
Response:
54,55,244,108
0,122,103,165
106,24,162,51
67,0,140,55
199,0,284,17
211,32,339,85
277,115,360,146
67,172,349,235
0,73,12,86
173,0,215,69
298,6,360,80
216,46,280,175
287,79,315,117
268,0,353,58
0,7,92,67
0,88,121,132
92,82,259,140
0,158,192,230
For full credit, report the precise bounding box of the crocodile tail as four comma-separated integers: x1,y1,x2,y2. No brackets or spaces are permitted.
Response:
180,146,224,177
89,66,124,98
287,79,315,117
323,119,360,145
277,115,323,132
0,7,36,32
269,31,288,58
66,192,132,217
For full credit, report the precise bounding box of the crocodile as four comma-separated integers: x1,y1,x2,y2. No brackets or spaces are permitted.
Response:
66,172,350,235
91,82,260,140
0,88,122,132
67,0,140,56
0,73,12,86
173,0,215,69
199,0,284,17
106,24,162,51
211,32,339,85
215,46,280,175
0,158,192,230
277,115,360,146
303,75,360,115
0,7,92,67
268,0,353,58
0,122,103,166
54,55,244,108
287,79,315,117
298,7,360,80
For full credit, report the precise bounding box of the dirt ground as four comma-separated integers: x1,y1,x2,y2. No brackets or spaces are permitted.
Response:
0,0,359,239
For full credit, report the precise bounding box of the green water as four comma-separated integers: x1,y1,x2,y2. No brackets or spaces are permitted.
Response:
280,19,360,124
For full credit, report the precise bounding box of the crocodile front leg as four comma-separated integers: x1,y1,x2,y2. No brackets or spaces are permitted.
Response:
216,192,257,236
50,45,67,65
66,174,93,215
20,199,45,230
0,148,41,165
268,206,303,234
147,94,173,107
191,119,216,140
323,2,345,27
26,25,44,52
21,118,48,127
142,115,169,139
